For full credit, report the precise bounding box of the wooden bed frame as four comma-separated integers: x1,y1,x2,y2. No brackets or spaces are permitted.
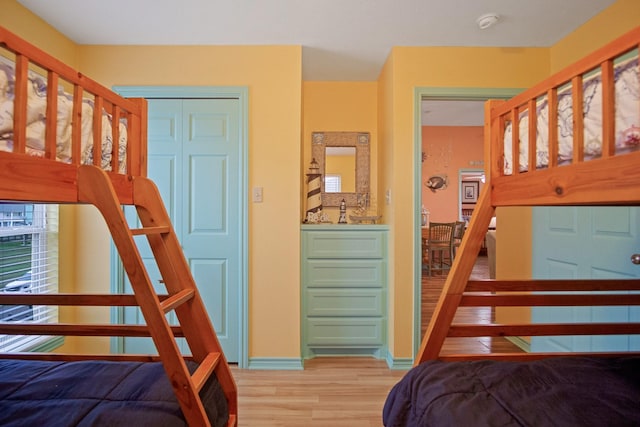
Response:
0,26,237,426
417,26,640,364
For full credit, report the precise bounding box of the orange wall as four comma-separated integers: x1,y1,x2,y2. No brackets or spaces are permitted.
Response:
421,126,484,222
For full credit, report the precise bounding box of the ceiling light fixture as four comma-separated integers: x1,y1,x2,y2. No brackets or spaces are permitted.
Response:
476,13,500,30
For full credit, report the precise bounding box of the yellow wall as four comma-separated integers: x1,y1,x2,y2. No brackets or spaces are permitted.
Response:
325,154,356,193
550,0,640,72
381,46,550,357
0,1,78,67
302,82,378,223
377,57,397,355
0,3,82,352
493,206,532,334
381,0,639,359
2,1,303,357
78,44,303,358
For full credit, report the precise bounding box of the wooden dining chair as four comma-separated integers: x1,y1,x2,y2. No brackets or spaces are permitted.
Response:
425,222,456,277
421,227,430,267
452,221,466,259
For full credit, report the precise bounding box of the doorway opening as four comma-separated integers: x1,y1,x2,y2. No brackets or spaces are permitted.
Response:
413,87,521,358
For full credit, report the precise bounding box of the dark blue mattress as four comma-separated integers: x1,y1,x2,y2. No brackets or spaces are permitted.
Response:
0,359,229,426
383,356,640,427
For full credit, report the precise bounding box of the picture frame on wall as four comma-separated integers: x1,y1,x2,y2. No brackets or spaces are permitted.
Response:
462,181,479,203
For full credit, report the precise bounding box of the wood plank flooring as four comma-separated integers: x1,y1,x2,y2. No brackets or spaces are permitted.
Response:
230,255,521,426
231,357,405,427
422,254,523,354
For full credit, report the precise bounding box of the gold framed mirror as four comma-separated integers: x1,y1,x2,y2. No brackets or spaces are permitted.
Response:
312,131,370,207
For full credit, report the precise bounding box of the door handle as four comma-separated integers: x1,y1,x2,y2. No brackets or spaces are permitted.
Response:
632,254,640,265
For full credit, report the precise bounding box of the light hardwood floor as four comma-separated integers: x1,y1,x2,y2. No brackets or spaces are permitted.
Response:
230,255,520,426
231,357,405,427
421,254,523,354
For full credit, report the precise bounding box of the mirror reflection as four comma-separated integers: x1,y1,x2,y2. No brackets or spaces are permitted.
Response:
324,147,356,193
311,131,370,207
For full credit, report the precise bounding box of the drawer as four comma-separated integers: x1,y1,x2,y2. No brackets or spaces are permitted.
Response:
306,289,384,317
306,318,384,346
303,259,385,288
304,231,386,259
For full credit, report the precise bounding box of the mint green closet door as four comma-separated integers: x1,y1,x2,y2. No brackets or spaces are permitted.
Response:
532,206,640,352
122,98,241,362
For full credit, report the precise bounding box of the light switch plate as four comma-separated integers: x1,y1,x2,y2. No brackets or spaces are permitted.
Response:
253,187,263,203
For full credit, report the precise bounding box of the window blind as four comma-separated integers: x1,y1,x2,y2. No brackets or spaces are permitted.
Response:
0,203,59,352
324,174,342,193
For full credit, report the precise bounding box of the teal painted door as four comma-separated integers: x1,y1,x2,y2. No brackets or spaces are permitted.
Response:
531,206,640,352
123,98,241,362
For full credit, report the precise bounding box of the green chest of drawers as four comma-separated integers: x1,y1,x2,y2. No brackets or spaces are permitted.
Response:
301,225,388,359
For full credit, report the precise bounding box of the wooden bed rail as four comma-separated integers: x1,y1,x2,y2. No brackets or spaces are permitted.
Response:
0,352,167,362
418,26,640,370
0,323,185,338
486,26,640,207
0,292,185,306
0,26,147,204
492,27,640,125
0,27,235,425
438,351,640,362
418,272,640,363
0,293,190,339
417,186,640,364
456,279,640,339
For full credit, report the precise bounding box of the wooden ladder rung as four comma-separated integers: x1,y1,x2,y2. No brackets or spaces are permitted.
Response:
191,352,222,392
159,289,195,314
130,225,171,236
77,165,237,425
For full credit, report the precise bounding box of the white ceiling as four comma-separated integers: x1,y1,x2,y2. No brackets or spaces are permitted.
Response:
421,100,487,127
16,0,617,126
18,0,616,82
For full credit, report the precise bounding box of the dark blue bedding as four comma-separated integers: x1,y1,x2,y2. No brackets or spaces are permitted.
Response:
0,359,229,426
383,356,640,427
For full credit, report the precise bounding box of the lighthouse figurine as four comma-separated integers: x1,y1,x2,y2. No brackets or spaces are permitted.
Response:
338,198,347,224
305,158,322,222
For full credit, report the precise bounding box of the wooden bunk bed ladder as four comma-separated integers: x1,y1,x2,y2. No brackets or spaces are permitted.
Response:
416,184,496,364
76,165,237,427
